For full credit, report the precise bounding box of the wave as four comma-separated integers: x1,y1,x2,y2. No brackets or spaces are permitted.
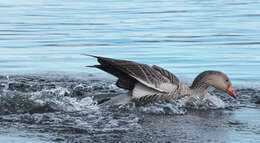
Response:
0,74,259,115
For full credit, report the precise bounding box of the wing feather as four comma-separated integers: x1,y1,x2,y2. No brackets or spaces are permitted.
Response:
85,55,180,95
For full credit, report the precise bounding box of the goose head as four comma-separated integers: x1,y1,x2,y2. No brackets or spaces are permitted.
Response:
191,70,237,98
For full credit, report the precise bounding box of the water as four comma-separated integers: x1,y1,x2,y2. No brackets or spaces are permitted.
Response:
0,0,260,142
0,74,260,143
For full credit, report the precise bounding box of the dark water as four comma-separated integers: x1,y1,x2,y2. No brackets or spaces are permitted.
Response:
1,0,260,142
0,74,260,143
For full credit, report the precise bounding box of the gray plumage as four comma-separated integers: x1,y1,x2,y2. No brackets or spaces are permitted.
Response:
84,54,237,105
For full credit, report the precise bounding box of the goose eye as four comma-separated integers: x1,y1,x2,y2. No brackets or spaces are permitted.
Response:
226,79,229,82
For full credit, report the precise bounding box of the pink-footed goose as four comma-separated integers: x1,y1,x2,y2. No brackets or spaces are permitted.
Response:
84,54,237,105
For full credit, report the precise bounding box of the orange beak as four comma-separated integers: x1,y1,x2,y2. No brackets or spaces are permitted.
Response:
226,85,237,99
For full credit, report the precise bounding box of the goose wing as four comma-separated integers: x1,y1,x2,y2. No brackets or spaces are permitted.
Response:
85,54,180,93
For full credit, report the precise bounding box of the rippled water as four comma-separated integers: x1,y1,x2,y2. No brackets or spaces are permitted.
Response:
1,0,260,82
1,0,260,143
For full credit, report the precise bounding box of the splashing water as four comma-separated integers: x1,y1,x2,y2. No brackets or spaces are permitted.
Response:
0,74,260,143
183,93,226,110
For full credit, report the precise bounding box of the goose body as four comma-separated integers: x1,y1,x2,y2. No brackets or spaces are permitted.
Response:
85,55,237,105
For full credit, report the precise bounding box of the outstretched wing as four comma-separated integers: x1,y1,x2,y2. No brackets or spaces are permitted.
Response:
84,54,180,94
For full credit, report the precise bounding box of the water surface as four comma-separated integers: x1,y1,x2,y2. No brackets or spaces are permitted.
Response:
1,0,260,82
0,0,260,143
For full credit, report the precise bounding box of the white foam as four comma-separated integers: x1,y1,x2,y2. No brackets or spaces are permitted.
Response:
183,93,225,109
30,86,98,112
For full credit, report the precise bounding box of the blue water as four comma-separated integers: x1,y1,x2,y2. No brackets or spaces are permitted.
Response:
1,0,260,143
1,0,260,84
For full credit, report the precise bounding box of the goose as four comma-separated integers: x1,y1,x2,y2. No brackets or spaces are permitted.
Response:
84,54,237,105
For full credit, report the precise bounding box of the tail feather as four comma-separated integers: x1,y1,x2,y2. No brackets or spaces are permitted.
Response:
85,65,100,68
83,54,101,68
83,54,137,90
81,54,99,58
